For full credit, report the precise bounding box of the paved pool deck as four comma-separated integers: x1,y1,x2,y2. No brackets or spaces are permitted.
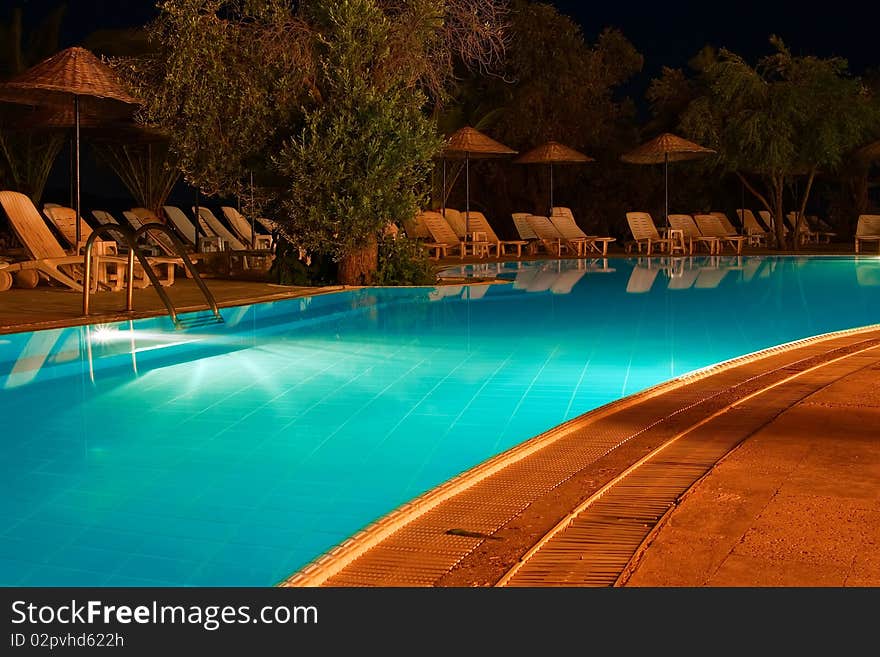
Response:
0,278,330,334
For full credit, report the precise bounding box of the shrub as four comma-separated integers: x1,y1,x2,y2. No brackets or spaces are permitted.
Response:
374,235,436,286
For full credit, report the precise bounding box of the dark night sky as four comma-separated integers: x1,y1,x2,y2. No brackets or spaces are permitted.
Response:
14,0,876,75
7,0,878,206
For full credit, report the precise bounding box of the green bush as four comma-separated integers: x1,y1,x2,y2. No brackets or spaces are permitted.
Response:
269,240,337,286
374,235,436,286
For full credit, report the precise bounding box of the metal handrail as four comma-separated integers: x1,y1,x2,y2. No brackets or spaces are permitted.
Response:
134,223,223,323
81,223,223,329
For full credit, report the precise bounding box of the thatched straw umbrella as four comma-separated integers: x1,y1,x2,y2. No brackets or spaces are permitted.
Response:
0,47,140,246
442,126,516,236
621,132,715,226
514,141,595,216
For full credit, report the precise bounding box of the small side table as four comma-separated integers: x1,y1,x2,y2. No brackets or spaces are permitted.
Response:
460,231,490,259
667,229,687,255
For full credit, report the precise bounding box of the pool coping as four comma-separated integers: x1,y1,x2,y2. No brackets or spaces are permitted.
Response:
279,319,880,587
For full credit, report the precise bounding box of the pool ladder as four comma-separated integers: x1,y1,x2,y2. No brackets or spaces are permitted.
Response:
81,223,224,330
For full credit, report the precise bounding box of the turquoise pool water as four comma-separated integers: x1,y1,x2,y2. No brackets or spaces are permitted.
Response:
1,255,879,586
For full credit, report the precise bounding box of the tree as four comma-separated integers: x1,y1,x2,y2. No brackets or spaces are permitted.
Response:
439,1,643,235
275,0,440,284
117,0,508,284
679,38,880,249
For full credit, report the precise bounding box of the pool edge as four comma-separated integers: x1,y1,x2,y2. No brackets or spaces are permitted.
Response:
278,319,880,587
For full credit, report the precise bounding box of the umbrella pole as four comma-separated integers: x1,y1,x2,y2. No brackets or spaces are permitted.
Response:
74,94,81,247
441,159,446,215
664,152,669,228
549,163,554,217
250,170,255,250
194,187,201,253
465,152,470,237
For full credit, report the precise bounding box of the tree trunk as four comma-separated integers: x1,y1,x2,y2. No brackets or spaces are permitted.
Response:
793,168,817,251
772,175,787,250
338,236,378,286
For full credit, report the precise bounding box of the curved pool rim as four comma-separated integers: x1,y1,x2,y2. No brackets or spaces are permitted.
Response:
280,318,880,587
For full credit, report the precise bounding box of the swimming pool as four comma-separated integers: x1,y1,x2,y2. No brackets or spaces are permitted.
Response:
1,255,878,586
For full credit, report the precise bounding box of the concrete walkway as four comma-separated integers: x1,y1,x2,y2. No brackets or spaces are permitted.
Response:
624,359,880,587
0,278,329,334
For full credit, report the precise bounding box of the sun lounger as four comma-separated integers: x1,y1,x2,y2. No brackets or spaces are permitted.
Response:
511,213,541,254
668,213,719,255
785,212,835,245
43,205,98,253
221,206,273,251
194,207,247,251
736,209,771,247
526,215,580,256
624,212,674,255
0,191,174,292
550,207,616,256
466,211,529,258
855,214,880,254
420,211,464,259
694,214,746,254
161,205,199,246
404,212,432,240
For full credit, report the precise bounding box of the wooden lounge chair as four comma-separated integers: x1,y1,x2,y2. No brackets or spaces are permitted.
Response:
736,209,771,247
403,212,432,240
92,209,153,255
195,207,247,251
667,214,719,255
43,205,98,253
442,208,467,239
221,206,273,251
759,210,789,244
694,214,746,254
466,211,529,258
511,213,541,254
420,211,464,259
709,211,740,237
0,190,174,292
624,212,674,255
161,205,199,246
855,214,880,254
550,207,616,256
785,212,835,245
525,215,580,256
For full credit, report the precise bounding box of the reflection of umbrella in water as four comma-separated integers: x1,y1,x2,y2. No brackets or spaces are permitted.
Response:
514,141,595,216
0,47,140,246
621,133,715,227
442,126,516,237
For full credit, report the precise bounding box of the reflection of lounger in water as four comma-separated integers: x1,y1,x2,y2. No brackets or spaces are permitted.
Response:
740,257,763,282
694,266,729,289
857,263,880,287
3,328,65,389
667,266,700,290
626,265,659,293
583,258,616,273
550,268,586,294
463,284,490,300
512,268,540,290
526,266,560,292
428,285,463,301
